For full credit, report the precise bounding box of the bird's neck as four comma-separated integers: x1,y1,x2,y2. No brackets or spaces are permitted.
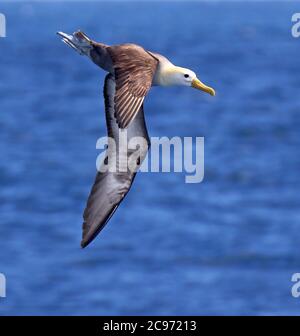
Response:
154,64,180,87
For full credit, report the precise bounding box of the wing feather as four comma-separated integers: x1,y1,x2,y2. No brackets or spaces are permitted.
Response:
81,74,150,248
107,44,158,128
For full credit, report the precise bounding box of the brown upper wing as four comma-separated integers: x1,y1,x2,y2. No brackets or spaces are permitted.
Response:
107,44,158,128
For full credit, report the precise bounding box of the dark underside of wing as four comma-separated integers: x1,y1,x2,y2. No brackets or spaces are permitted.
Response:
81,170,137,248
81,74,150,248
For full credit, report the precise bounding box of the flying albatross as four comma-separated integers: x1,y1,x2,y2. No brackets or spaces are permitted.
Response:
57,31,215,248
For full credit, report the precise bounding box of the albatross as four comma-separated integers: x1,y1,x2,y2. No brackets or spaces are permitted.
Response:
57,31,215,248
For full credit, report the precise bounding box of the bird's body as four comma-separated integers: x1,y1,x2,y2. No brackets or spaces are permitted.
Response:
57,31,215,248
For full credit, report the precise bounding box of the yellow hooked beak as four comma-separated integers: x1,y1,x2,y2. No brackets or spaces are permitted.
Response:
192,78,216,96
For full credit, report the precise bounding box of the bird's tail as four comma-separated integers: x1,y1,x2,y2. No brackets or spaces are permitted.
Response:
57,30,93,56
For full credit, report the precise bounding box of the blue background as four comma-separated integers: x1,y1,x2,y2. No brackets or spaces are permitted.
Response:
0,1,300,315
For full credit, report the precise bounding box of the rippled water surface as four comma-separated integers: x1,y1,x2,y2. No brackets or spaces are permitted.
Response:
0,1,300,315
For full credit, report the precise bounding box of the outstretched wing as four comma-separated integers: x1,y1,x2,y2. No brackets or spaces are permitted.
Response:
81,74,150,248
107,44,158,129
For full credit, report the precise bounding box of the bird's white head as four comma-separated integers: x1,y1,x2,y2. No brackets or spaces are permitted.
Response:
164,66,215,96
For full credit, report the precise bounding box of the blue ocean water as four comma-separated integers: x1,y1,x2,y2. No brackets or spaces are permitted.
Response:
0,1,300,315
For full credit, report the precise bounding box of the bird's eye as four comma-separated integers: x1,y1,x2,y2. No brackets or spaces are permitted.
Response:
184,74,189,78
